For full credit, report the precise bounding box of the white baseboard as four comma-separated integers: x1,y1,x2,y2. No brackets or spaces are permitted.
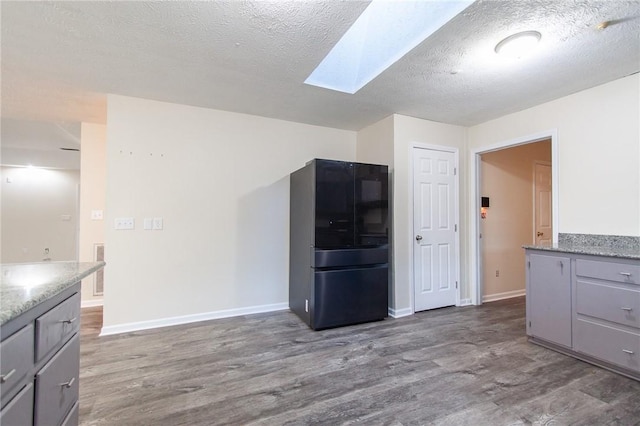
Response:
482,289,525,303
458,298,473,306
81,299,104,308
99,302,289,336
388,307,413,318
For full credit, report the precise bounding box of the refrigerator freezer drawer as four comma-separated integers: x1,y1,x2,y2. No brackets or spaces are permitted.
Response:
313,265,388,330
313,247,388,268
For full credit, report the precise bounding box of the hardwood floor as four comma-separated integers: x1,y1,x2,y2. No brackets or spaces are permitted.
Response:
79,298,640,425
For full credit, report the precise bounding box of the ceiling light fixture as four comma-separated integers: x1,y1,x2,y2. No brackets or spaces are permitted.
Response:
494,30,542,59
304,0,475,94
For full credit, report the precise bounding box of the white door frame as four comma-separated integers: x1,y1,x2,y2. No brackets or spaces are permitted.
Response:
410,142,461,313
469,130,559,306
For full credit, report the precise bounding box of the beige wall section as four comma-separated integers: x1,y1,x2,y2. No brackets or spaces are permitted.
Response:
392,115,468,312
480,141,551,300
469,74,640,237
356,115,394,165
356,115,395,308
104,94,356,330
79,123,107,305
1,166,79,262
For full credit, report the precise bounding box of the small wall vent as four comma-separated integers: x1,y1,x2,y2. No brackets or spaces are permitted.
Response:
94,243,104,296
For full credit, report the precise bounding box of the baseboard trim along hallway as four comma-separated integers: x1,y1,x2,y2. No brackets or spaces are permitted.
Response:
482,289,526,303
81,298,104,308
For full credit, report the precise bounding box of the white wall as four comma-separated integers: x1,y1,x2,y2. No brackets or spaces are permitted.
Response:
100,74,639,332
392,115,468,311
469,74,640,237
103,95,356,331
480,141,551,300
79,123,107,305
1,166,79,263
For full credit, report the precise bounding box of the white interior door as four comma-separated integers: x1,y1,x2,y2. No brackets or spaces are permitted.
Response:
413,147,458,312
534,162,552,246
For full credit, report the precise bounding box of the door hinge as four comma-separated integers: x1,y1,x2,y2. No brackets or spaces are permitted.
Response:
455,224,457,232
455,281,458,289
528,321,531,328
527,261,530,269
454,167,457,176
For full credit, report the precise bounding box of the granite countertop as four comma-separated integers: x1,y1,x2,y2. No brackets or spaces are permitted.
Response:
1,261,106,326
522,243,640,260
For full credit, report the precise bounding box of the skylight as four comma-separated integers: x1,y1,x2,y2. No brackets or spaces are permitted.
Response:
304,0,475,94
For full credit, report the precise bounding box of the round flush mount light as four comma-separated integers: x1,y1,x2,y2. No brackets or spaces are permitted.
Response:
494,30,542,59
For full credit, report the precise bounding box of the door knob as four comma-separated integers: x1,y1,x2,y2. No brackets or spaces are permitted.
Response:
536,231,544,237
415,235,423,241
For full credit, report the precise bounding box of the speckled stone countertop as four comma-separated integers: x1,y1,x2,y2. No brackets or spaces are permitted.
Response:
522,244,640,260
1,261,105,326
524,233,640,260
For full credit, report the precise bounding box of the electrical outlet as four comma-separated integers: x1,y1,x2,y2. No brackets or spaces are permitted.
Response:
91,210,104,220
152,217,163,230
115,217,135,230
496,270,500,277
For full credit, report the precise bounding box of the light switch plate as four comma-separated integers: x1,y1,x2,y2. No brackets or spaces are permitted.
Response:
152,217,163,230
115,217,135,230
143,218,153,230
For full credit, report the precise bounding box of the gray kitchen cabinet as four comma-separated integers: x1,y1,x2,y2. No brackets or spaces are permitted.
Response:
0,324,34,407
525,248,639,381
526,252,572,348
573,258,640,375
0,283,81,426
0,383,33,426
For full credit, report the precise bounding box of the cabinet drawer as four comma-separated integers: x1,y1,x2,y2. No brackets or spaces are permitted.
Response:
35,293,80,362
576,280,640,328
576,259,640,285
574,319,640,372
0,382,34,426
60,401,78,426
35,334,79,426
0,324,34,407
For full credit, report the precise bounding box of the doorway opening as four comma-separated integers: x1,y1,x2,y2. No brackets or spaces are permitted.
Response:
470,131,559,305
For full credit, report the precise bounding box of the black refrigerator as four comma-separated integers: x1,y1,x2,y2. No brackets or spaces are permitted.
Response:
289,159,389,330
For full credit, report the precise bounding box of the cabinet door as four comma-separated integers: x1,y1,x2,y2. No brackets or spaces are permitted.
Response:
35,334,79,426
528,253,572,347
0,382,33,426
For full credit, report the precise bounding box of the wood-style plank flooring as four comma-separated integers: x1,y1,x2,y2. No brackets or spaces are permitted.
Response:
79,298,640,425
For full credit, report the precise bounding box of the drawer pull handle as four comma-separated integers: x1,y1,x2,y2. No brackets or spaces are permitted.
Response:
622,349,634,355
619,272,632,277
60,377,75,388
621,307,633,312
0,369,16,383
59,317,77,324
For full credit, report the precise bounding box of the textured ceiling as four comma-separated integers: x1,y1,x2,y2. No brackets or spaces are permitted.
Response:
1,0,639,135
